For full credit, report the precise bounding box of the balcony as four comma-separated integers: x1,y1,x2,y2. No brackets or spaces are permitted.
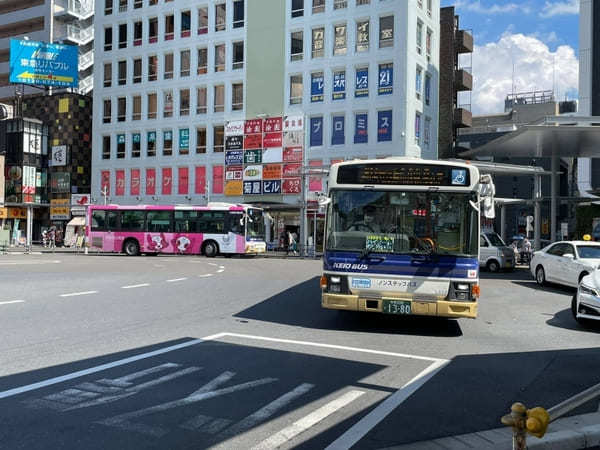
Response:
63,24,94,45
454,108,472,128
54,0,94,20
79,75,93,94
454,69,472,92
79,50,93,71
456,30,473,54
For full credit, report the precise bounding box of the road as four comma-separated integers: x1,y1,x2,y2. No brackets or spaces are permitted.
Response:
0,253,598,449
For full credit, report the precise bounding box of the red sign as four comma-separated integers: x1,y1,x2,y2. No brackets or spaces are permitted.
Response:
195,166,206,194
146,168,156,195
282,163,301,178
130,169,140,195
213,165,224,194
243,133,262,149
225,165,243,181
309,160,323,192
262,164,282,180
331,159,344,165
244,119,263,134
263,132,283,148
283,178,302,194
116,170,125,196
101,170,110,196
178,167,189,195
162,167,172,195
283,146,303,162
263,117,282,133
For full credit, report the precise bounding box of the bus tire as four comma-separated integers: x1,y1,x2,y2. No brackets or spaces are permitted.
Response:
487,260,500,273
203,241,219,258
123,239,140,256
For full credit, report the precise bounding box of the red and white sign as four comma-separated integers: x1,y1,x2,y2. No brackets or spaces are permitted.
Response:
309,159,323,192
283,146,303,162
213,166,224,194
178,167,189,195
263,132,283,148
283,115,304,131
262,164,282,180
116,170,125,196
282,163,302,178
243,134,262,149
145,168,156,195
263,117,283,133
244,119,263,134
162,167,172,195
225,120,245,136
130,168,140,196
195,166,206,194
282,177,302,194
225,165,243,181
101,170,110,196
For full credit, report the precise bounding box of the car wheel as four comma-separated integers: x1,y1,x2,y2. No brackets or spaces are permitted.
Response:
124,239,140,256
203,241,219,258
535,266,546,286
487,260,500,273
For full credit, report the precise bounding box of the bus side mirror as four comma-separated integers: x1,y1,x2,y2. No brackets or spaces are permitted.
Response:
479,174,496,219
318,197,331,206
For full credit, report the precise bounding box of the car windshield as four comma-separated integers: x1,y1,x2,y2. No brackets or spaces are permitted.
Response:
326,189,479,257
246,208,265,241
576,245,600,259
485,233,505,247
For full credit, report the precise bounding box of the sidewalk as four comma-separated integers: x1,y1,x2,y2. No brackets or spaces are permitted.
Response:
382,411,600,450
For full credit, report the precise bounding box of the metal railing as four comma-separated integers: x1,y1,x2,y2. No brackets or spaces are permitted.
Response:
79,50,94,70
55,0,94,19
65,24,94,44
79,75,93,94
502,382,600,449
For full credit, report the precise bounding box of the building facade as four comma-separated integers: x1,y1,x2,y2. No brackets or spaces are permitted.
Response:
0,0,94,103
91,0,440,212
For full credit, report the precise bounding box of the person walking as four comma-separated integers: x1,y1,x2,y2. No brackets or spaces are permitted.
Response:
522,237,532,266
48,228,56,250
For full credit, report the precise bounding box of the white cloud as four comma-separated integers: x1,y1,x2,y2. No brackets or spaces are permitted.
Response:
539,0,579,18
467,33,578,115
454,0,531,15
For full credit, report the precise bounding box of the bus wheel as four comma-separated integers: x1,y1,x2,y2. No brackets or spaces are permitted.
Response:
124,239,140,256
203,241,219,258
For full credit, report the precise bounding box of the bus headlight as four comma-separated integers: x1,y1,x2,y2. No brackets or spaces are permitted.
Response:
449,282,476,302
322,275,347,294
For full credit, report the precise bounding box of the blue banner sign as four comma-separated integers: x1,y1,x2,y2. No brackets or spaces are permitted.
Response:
10,40,78,88
179,128,189,149
354,113,368,144
310,117,323,147
333,71,346,100
311,73,324,102
332,116,345,146
377,110,392,142
378,64,393,95
263,180,282,194
355,69,368,97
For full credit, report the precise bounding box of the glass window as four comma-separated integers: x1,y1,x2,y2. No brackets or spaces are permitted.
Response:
180,50,190,77
198,7,208,34
426,28,432,57
333,24,347,55
213,126,224,152
134,21,142,45
132,95,141,120
121,210,145,231
576,245,600,259
415,112,421,143
356,0,369,5
148,92,157,119
379,16,394,48
312,0,324,14
149,17,158,43
215,3,226,31
181,10,191,37
290,74,302,104
197,211,226,233
92,210,106,230
118,23,127,49
119,0,127,12
356,21,369,52
132,133,141,157
196,86,207,114
416,66,422,100
180,88,190,116
147,131,156,157
312,27,324,58
215,44,225,71
427,0,432,16
425,74,431,105
196,127,207,153
103,99,111,123
334,0,347,9
104,0,112,15
163,130,173,156
233,0,244,28
148,55,157,81
117,97,126,122
104,27,112,51
214,85,224,112
424,117,430,146
291,0,303,17
134,0,141,9
117,135,125,158
133,58,142,83
103,63,111,87
165,14,174,40
102,136,111,160
291,31,303,61
164,53,173,79
174,210,199,232
232,83,243,111
107,211,119,230
233,41,244,69
164,90,173,118
118,60,126,85
197,48,208,74
416,20,423,54
146,211,172,232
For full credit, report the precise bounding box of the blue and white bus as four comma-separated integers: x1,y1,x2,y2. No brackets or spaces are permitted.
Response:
320,158,495,319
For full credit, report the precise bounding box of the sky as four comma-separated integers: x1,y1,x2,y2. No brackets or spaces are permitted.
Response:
440,0,580,115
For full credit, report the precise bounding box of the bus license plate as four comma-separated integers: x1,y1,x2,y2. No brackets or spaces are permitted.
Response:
383,300,411,315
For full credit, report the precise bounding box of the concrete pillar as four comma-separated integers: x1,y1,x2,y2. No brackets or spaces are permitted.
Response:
534,175,542,250
551,155,558,243
26,204,33,252
501,204,507,243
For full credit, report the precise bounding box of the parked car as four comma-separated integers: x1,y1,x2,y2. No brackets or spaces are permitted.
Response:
479,232,515,272
530,241,600,288
572,271,600,324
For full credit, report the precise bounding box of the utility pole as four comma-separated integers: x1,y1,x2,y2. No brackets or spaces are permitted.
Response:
101,186,108,205
300,114,308,257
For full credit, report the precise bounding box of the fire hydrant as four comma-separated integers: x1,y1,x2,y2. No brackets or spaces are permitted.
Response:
501,402,550,450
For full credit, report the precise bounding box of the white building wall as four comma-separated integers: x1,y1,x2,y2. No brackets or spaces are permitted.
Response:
578,0,594,196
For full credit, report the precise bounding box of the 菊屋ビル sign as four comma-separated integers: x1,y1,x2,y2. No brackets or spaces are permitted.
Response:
10,40,78,88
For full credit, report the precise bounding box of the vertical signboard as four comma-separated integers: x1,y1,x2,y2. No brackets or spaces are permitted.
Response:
332,71,346,100
145,168,156,195
115,169,125,196
178,167,189,195
195,166,206,194
311,73,324,102
101,170,110,196
355,68,369,97
354,113,368,144
332,116,345,145
162,167,172,195
71,194,90,216
310,117,323,147
130,168,140,195
378,110,393,142
378,63,393,95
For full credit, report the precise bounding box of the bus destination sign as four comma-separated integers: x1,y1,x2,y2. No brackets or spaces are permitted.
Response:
336,164,470,187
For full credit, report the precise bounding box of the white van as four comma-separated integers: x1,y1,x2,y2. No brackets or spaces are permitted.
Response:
480,232,515,272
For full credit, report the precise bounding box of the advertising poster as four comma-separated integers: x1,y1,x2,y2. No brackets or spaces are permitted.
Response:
225,166,243,181
225,120,244,136
243,133,262,150
161,167,172,195
311,74,324,102
225,150,244,165
51,145,67,166
225,135,243,150
283,146,303,162
145,168,156,195
282,163,302,178
262,147,283,163
263,180,282,194
354,113,368,144
224,180,243,196
377,110,393,142
244,149,262,164
212,166,224,194
51,172,70,193
378,63,393,95
263,132,282,148
101,170,110,196
332,116,345,145
115,170,125,196
309,160,323,191
130,168,140,196
178,167,189,195
243,180,262,195
179,129,189,151
50,199,70,220
283,115,304,131
282,178,302,194
355,68,369,97
194,166,206,194
243,165,262,181
71,194,90,216
244,119,263,135
333,71,346,100
263,164,282,180
283,131,303,147
310,117,323,147
10,40,78,88
263,117,283,133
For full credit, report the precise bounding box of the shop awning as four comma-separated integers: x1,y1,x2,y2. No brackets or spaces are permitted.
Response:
66,217,85,227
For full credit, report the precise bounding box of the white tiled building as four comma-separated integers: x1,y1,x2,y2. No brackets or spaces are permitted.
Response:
92,0,439,206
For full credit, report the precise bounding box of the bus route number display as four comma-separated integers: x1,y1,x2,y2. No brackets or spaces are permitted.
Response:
337,164,470,187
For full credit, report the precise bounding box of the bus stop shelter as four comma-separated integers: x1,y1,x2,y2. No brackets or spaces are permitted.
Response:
459,116,600,249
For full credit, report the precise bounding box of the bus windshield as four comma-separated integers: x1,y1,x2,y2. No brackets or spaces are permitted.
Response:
326,190,478,257
246,208,265,241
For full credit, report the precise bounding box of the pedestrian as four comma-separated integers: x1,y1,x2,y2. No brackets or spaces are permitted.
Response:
49,228,56,250
522,237,532,265
42,230,48,248
291,231,298,255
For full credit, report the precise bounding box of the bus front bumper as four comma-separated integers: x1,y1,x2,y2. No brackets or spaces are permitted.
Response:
245,243,266,254
322,293,477,319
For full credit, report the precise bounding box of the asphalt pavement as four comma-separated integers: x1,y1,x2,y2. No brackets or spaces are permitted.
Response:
0,253,598,449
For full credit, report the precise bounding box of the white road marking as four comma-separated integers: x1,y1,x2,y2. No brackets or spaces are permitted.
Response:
324,360,449,450
198,274,213,278
217,269,225,273
181,415,232,434
0,300,25,305
254,390,365,450
153,264,165,268
0,332,226,399
218,266,225,270
166,278,187,283
0,260,61,265
208,263,219,267
59,291,98,297
121,283,150,289
220,383,315,440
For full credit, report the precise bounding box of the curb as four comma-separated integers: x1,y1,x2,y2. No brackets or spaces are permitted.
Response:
380,412,600,450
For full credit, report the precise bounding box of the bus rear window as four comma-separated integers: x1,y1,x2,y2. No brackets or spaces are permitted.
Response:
91,210,106,231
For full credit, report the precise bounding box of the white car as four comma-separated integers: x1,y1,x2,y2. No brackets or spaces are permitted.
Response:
530,241,600,288
572,272,600,324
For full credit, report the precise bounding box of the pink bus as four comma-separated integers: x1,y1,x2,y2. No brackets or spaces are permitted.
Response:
86,203,266,257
